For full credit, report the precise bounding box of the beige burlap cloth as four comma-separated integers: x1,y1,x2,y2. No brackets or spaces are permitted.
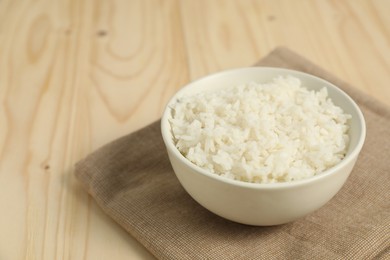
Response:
75,48,390,260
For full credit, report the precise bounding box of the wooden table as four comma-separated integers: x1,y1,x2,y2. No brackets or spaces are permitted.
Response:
1,0,389,259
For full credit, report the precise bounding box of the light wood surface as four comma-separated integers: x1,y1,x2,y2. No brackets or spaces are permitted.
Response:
0,0,389,259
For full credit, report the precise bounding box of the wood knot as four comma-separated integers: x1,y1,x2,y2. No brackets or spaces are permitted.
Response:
97,30,108,37
267,15,276,21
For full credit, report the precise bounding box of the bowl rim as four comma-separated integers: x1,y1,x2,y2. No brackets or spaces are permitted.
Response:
161,67,366,190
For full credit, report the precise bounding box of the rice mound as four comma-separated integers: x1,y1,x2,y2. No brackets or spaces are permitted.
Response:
169,76,351,183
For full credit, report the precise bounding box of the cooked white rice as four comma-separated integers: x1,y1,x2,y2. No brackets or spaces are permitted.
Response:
169,76,351,183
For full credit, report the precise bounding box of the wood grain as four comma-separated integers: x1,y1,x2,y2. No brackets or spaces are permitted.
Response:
0,0,389,259
181,0,390,103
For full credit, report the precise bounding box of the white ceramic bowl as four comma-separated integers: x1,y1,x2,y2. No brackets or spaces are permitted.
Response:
161,67,366,226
